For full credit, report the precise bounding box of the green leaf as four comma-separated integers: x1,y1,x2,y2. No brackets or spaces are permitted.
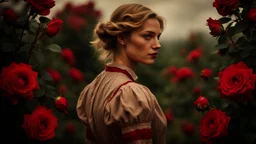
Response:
213,77,219,81
227,22,245,37
39,16,51,23
29,20,39,34
218,35,228,44
41,71,53,82
218,17,231,24
1,42,16,52
46,44,62,53
236,36,247,46
34,86,46,98
240,50,250,58
215,43,229,50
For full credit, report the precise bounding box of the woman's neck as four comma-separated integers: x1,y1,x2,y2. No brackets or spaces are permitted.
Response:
112,56,137,70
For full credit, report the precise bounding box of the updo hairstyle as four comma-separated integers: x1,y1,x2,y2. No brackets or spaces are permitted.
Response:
91,3,165,62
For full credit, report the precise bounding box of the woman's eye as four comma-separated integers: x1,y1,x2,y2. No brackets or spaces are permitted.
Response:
143,35,152,40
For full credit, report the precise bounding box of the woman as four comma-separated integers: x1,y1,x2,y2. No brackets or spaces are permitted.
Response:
76,3,167,144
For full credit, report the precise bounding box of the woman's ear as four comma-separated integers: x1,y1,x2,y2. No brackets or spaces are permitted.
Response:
117,34,126,46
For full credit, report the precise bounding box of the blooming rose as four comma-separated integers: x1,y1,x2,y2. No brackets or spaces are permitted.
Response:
213,0,240,16
1,8,19,22
206,18,224,37
47,68,61,83
46,18,63,37
201,68,213,80
247,8,256,22
55,96,69,114
62,48,75,65
22,106,58,141
69,67,84,82
27,0,55,16
218,62,256,102
187,48,202,62
0,62,39,104
193,96,209,112
175,67,194,81
200,108,230,144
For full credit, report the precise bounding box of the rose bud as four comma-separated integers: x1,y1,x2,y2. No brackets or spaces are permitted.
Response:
206,17,224,37
55,96,69,114
193,96,209,112
164,108,173,124
182,122,195,136
46,18,63,37
201,68,212,80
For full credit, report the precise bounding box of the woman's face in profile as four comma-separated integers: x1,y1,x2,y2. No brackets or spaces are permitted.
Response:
124,18,162,65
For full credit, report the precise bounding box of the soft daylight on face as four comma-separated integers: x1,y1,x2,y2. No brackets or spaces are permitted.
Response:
125,18,162,65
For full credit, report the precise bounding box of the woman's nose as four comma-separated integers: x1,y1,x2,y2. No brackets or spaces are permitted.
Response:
152,39,161,49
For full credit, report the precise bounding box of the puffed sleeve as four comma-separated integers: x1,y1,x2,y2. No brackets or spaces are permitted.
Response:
104,82,155,144
76,85,90,124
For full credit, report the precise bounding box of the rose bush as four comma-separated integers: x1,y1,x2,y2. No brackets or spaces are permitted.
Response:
197,0,256,143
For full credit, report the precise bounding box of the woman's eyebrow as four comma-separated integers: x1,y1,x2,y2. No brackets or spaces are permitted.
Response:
143,30,162,36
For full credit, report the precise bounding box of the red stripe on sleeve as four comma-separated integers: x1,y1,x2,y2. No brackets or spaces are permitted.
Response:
122,128,152,143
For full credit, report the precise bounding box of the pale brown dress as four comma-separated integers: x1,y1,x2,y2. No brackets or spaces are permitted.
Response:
76,63,167,144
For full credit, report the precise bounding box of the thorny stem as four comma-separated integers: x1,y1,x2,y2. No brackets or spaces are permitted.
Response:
27,23,41,63
17,10,32,51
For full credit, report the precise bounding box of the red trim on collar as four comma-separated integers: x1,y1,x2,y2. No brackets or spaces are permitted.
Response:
105,66,135,81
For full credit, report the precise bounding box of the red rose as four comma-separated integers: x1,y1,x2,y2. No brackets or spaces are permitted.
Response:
175,67,194,81
213,0,240,16
1,8,19,22
65,122,75,134
200,108,230,144
22,106,58,141
201,68,213,80
0,62,39,104
27,0,55,16
187,48,202,62
206,17,224,37
182,122,195,136
47,68,61,83
193,87,201,95
61,48,75,65
55,96,69,114
66,15,87,31
247,8,256,22
46,18,63,37
69,67,84,82
59,84,67,95
193,96,209,112
218,62,256,102
164,108,173,124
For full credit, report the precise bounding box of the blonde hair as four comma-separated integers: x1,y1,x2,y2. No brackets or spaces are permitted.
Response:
90,3,165,62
